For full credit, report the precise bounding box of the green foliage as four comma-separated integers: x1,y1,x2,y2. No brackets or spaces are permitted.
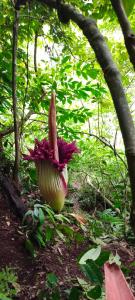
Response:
0,267,20,299
23,202,84,256
77,246,123,299
122,0,135,15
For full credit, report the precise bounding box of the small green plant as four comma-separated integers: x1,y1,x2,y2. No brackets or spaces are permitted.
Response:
23,202,84,256
38,272,61,300
0,267,20,300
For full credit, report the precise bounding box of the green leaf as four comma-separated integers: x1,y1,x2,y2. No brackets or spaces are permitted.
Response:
87,285,102,299
109,253,121,266
77,277,89,289
54,214,71,223
44,206,55,223
129,261,135,267
78,90,89,99
88,69,99,79
38,208,45,225
57,224,74,238
74,232,84,243
51,289,61,300
47,273,58,287
79,246,101,264
56,229,66,241
34,207,39,218
95,250,110,267
0,294,12,300
122,0,135,15
35,231,45,247
69,287,82,300
45,226,54,242
29,168,37,183
25,239,36,257
80,260,103,285
62,55,70,64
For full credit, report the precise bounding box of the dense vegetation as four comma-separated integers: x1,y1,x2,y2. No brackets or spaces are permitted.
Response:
0,0,135,299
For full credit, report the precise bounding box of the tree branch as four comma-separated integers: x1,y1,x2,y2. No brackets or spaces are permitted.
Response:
73,129,127,169
0,110,34,138
110,0,135,70
0,91,47,138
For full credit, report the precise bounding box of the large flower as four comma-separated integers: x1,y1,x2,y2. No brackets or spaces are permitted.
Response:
23,92,79,211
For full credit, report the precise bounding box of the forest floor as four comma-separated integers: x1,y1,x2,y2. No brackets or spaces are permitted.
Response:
0,190,135,300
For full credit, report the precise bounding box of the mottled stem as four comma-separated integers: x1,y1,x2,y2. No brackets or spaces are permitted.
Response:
49,92,59,161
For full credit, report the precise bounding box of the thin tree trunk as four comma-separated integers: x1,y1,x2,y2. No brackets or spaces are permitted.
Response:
110,0,135,70
14,0,135,233
12,9,20,187
34,31,38,73
0,136,3,154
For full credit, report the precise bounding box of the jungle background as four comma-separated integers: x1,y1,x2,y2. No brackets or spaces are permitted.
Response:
1,0,135,299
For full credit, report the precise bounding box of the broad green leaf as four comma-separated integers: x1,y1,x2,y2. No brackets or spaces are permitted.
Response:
96,250,110,267
80,260,103,285
79,246,101,264
87,285,102,299
69,287,82,300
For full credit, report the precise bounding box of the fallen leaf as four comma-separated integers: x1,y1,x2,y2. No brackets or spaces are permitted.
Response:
69,213,87,225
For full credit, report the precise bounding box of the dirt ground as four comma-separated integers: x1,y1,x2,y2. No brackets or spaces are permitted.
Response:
0,191,135,299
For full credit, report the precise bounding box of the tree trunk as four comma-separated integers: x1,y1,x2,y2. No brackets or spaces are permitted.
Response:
0,173,27,218
12,9,20,187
